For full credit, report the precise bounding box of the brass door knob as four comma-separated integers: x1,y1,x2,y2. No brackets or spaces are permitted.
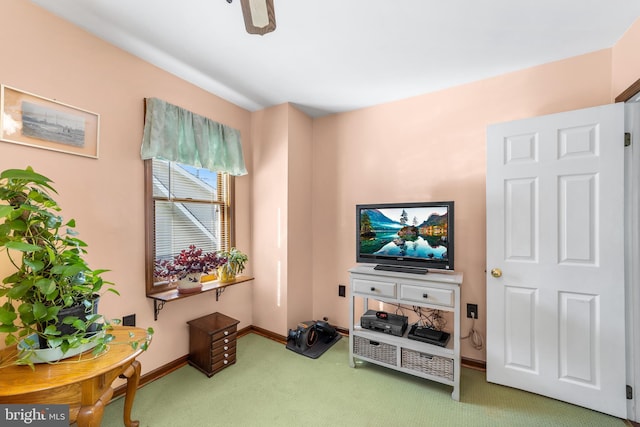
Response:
490,268,502,278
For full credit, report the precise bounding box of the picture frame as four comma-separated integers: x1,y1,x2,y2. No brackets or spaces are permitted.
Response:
0,85,99,158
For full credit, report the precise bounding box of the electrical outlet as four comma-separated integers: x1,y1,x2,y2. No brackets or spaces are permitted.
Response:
338,284,346,297
466,304,478,319
123,314,136,326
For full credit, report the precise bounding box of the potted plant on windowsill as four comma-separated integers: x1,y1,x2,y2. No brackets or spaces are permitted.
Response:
0,167,152,365
154,245,225,294
217,248,248,283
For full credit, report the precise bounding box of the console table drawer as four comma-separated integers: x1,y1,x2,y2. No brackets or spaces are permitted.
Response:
400,285,453,307
352,279,396,298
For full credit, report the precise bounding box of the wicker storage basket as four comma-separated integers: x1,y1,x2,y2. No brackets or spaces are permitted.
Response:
353,336,397,366
401,348,453,381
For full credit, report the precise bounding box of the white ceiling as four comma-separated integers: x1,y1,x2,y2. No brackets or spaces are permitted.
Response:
30,0,640,117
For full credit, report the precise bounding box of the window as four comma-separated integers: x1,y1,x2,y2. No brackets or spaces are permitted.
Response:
145,158,233,295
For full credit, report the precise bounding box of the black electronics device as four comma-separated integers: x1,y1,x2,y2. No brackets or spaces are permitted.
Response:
407,324,450,347
360,310,408,337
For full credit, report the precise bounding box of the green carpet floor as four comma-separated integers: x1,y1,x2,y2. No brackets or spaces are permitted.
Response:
102,333,627,427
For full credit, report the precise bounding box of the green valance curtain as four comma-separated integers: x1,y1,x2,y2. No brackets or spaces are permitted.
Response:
140,98,247,176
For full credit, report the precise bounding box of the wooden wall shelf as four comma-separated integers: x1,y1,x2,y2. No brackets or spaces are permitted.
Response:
147,276,253,320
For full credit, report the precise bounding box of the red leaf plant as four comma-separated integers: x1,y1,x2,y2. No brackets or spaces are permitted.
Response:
154,245,226,281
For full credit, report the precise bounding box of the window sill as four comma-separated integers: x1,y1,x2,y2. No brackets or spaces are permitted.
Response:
147,275,254,320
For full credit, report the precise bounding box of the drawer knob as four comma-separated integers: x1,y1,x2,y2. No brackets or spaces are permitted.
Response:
224,346,229,351
224,353,229,358
370,287,376,291
423,293,429,299
224,338,229,343
224,360,228,365
224,331,229,336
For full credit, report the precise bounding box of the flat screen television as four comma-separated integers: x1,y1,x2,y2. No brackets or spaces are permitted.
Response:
356,201,454,273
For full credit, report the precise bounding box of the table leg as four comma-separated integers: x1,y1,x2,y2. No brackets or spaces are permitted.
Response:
120,359,141,427
76,387,113,427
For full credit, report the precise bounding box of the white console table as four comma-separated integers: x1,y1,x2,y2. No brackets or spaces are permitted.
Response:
348,265,463,400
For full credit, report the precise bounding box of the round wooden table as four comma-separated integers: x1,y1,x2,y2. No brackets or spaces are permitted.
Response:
0,326,151,427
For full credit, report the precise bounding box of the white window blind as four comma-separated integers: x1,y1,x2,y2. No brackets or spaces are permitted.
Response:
151,159,230,285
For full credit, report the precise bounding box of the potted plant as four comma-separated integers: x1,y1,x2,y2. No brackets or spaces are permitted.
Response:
154,245,224,293
0,167,150,365
217,248,248,283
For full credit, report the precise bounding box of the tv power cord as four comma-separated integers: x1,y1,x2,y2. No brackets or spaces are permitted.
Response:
461,312,484,351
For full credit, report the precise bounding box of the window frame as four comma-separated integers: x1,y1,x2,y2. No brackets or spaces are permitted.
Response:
144,159,235,296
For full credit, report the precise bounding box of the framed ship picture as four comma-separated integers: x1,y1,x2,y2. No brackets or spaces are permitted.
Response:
0,85,99,158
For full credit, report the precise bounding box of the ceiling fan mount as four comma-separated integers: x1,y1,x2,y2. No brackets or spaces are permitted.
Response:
228,0,276,36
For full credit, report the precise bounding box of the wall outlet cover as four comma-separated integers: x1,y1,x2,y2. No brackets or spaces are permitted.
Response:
466,304,478,319
123,314,136,326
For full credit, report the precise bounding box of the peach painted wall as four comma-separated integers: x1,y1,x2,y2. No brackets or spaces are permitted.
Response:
612,18,640,99
250,104,313,335
311,49,614,361
250,105,289,334
0,2,254,373
286,106,313,330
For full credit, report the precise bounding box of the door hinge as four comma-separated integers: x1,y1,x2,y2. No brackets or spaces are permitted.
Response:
627,384,633,400
625,132,632,147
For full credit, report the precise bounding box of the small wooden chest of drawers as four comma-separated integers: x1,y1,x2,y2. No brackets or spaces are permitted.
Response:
187,312,240,377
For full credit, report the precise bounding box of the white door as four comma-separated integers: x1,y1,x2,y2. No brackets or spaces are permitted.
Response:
486,103,627,417
625,100,640,422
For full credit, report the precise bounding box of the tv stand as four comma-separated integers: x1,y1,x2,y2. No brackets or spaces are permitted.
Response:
373,264,428,275
349,265,462,400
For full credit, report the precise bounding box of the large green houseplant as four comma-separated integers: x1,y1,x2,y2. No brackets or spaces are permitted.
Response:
0,167,140,364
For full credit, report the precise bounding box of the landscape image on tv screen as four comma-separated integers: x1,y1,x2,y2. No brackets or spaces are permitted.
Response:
359,206,449,261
